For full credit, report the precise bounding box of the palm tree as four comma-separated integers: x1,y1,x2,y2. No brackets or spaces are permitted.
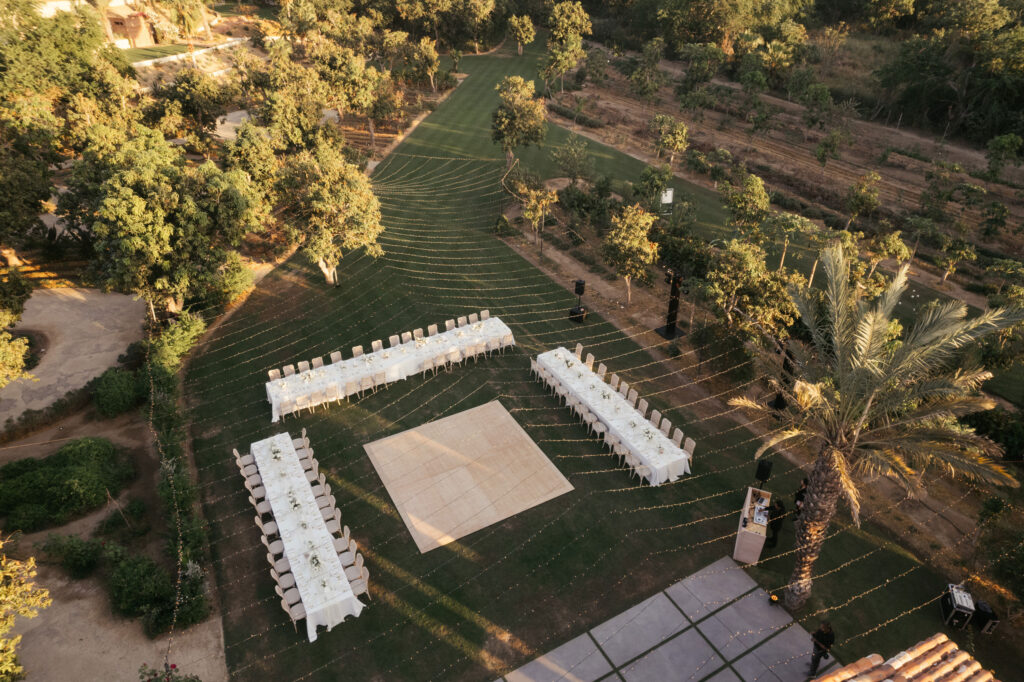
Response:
731,245,1022,610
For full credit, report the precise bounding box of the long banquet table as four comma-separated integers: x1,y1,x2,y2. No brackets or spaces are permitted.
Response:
537,347,691,485
251,433,363,641
265,317,515,421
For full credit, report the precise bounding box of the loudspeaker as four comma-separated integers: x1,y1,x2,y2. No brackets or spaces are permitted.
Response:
569,305,588,323
755,459,773,484
575,279,586,297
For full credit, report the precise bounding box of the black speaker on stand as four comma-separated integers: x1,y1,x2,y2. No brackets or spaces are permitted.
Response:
755,459,773,488
569,279,588,323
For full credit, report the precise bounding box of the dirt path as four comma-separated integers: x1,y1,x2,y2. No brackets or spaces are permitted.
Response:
0,288,146,426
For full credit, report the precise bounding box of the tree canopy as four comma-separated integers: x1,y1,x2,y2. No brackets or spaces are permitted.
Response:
603,203,659,306
491,76,547,167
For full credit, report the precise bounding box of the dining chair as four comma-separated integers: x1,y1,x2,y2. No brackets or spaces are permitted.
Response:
255,515,279,539
635,464,652,486
359,375,373,397
480,310,490,320
371,339,383,353
401,331,413,344
330,350,343,364
310,390,326,411
233,448,255,468
325,516,342,535
468,313,479,324
372,371,386,391
421,357,435,378
637,399,649,418
338,538,359,566
446,348,463,371
278,399,295,421
350,566,371,599
344,380,358,401
427,324,439,336
413,328,424,339
592,421,607,441
596,363,607,379
317,493,336,511
626,388,638,407
311,356,324,369
457,315,468,327
261,534,285,557
609,373,620,391
618,381,629,397
672,428,684,448
389,334,401,347
298,360,310,374
660,418,672,436
352,345,364,358
500,333,514,353
325,383,341,405
604,434,621,456
271,567,296,590
530,358,539,379
332,528,352,554
574,343,583,358
584,353,595,370
303,460,320,483
683,438,696,456
445,319,456,331
268,368,282,381
650,409,662,429
237,460,258,479
268,553,291,576
344,553,365,581
283,364,296,377
486,337,501,357
291,429,308,448
284,600,306,631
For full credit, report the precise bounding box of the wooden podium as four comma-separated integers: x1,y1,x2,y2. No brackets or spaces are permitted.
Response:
733,487,771,564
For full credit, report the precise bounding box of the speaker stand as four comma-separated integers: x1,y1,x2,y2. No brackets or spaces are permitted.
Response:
655,324,677,340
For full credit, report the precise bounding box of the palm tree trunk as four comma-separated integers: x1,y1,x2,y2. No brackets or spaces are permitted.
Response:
784,450,844,610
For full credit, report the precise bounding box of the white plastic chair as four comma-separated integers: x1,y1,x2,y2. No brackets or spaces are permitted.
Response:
468,313,479,324
298,360,310,373
352,345,364,358
480,309,490,320
596,363,607,379
311,356,324,369
637,398,649,418
672,428,684,448
389,334,401,347
371,339,383,353
427,324,439,336
268,368,282,381
330,350,343,364
283,364,296,377
574,343,583,358
445,319,456,331
413,328,424,339
401,331,413,343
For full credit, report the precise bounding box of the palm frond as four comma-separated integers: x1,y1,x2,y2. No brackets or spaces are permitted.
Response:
728,396,773,415
822,246,855,370
752,427,808,459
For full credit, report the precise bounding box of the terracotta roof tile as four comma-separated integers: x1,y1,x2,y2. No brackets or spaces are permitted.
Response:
813,633,999,682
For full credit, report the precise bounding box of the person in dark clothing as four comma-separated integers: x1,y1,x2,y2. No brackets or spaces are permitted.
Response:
766,499,786,548
808,621,834,675
793,478,808,519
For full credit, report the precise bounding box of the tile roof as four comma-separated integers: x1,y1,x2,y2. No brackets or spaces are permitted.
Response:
813,632,999,682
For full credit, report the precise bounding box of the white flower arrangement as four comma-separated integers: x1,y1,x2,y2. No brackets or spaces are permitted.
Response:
382,351,390,359
302,373,313,383
415,337,427,348
629,420,637,428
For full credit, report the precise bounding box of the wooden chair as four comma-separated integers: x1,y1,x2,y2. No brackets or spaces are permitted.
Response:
457,315,468,327
683,438,696,456
372,371,386,392
427,324,439,336
311,356,324,369
352,345,364,358
325,383,341,405
268,368,282,381
584,353,595,370
359,375,373,397
626,389,638,407
330,350,343,364
637,399,649,418
271,567,296,590
650,409,662,429
371,339,383,353
283,364,296,377
468,313,479,324
596,363,607,379
401,331,413,343
618,381,629,397
283,599,306,632
344,380,359,401
660,418,672,436
446,348,463,371
609,373,620,391
298,360,310,374
480,309,490,320
445,319,456,331
672,428,684,448
413,328,424,339
421,357,435,378
574,343,583,358
389,334,401,347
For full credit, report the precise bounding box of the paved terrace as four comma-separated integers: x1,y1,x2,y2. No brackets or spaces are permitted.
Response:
499,557,840,682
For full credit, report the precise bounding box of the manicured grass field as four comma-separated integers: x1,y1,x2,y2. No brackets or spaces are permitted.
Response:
185,40,1018,680
121,44,189,63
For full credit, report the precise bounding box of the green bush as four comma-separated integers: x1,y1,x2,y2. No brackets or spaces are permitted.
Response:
107,554,175,618
0,437,133,531
148,312,207,373
94,368,140,418
205,250,253,307
547,102,604,128
44,534,103,579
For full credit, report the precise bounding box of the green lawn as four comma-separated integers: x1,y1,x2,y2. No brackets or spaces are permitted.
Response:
186,39,1019,680
121,43,189,63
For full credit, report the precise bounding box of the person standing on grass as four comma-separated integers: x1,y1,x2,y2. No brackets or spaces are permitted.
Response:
793,477,808,519
808,621,834,676
766,499,786,548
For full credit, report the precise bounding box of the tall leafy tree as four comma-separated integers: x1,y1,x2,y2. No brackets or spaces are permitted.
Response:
149,68,227,143
0,537,50,679
722,172,770,241
731,246,1022,609
508,15,535,56
543,1,591,92
519,186,557,255
550,134,593,185
491,76,546,167
986,133,1022,179
844,171,881,227
0,271,34,389
702,239,797,340
677,43,725,94
650,114,688,164
278,138,384,285
629,37,668,105
412,37,440,92
760,211,817,271
603,203,658,306
864,229,911,280
224,121,282,205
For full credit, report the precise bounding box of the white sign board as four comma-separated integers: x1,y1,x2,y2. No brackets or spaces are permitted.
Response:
660,188,674,205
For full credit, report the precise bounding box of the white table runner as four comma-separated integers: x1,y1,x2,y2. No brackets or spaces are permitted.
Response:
265,317,515,421
537,347,691,485
251,433,363,641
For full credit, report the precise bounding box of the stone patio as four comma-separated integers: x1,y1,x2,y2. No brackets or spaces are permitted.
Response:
499,557,840,682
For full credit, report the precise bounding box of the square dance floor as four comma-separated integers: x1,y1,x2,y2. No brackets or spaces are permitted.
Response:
363,400,574,553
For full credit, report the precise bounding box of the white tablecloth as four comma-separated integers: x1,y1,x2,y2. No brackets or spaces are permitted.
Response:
265,317,515,421
251,433,363,641
537,347,691,485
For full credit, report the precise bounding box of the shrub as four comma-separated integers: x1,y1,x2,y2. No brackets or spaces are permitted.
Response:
685,149,711,175
148,312,206,373
205,251,253,307
962,408,1024,461
547,102,604,128
44,534,103,579
107,554,175,618
94,368,140,418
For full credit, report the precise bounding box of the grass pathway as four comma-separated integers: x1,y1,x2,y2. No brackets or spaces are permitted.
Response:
184,40,1017,681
